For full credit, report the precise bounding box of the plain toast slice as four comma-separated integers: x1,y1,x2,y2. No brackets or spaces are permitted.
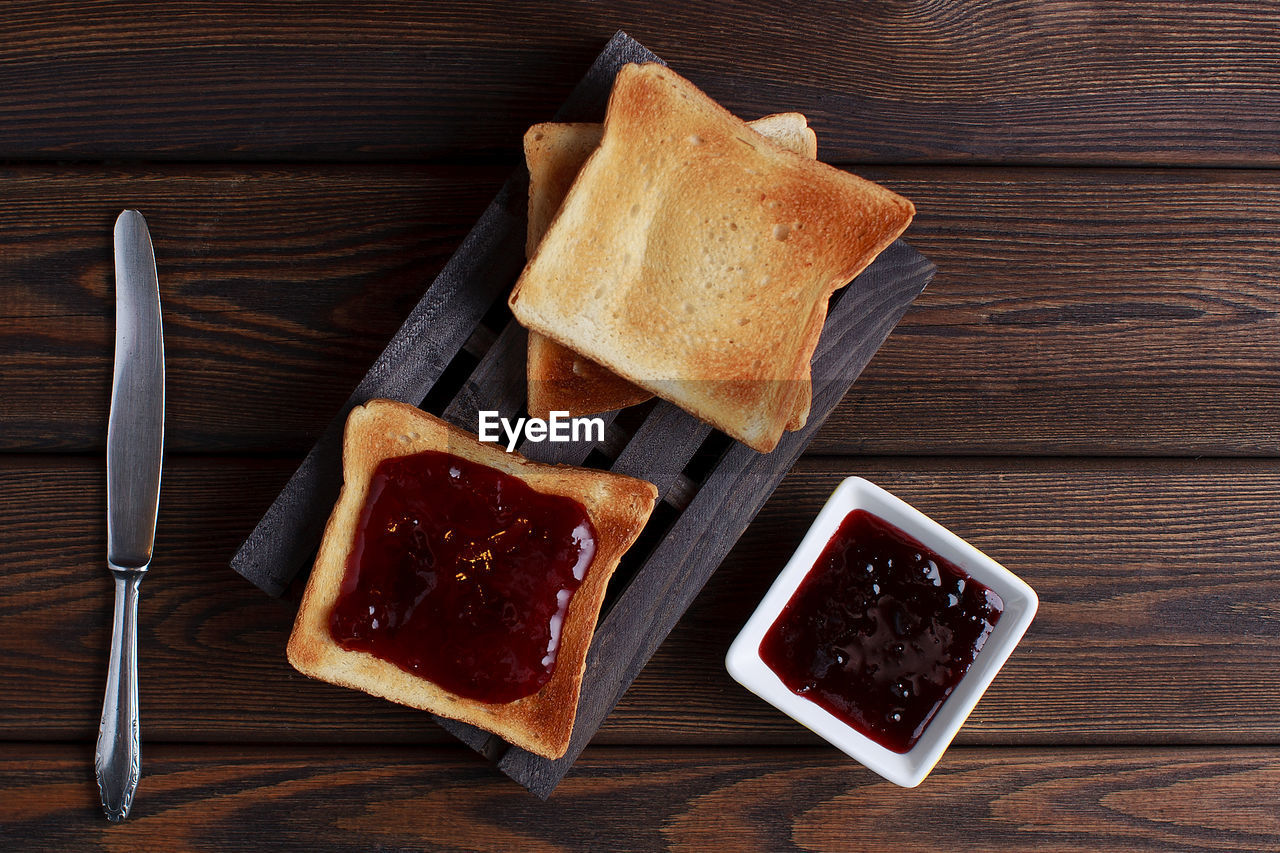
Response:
524,113,819,423
509,63,914,452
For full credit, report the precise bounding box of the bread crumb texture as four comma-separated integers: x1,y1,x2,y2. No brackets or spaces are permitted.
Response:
510,64,914,452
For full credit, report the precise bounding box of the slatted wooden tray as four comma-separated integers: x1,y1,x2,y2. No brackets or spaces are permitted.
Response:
231,30,935,798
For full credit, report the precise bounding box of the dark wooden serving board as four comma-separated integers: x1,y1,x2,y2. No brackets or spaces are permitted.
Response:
231,30,934,798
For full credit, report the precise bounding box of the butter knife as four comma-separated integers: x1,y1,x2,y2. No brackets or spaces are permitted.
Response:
96,209,164,822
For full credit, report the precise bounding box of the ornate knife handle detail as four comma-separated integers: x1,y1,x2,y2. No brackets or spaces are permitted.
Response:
95,569,144,822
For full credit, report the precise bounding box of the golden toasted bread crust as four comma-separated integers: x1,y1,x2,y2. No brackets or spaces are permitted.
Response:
286,400,658,759
523,113,819,423
524,122,606,262
510,64,914,452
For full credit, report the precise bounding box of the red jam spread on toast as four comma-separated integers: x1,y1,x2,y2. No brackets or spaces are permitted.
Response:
329,449,597,703
759,510,1003,753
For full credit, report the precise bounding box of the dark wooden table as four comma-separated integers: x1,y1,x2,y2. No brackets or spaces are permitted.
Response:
3,3,1280,850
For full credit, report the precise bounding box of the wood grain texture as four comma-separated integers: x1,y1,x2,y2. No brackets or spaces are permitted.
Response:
609,402,711,500
4,455,1278,745
3,165,1278,456
2,3,1276,843
819,166,1280,456
0,164,500,453
1,3,1278,165
3,743,1280,852
232,31,659,599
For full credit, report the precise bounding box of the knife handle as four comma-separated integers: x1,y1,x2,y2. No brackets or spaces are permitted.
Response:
95,570,143,822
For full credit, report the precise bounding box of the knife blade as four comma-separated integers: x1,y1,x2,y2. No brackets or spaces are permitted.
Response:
95,209,164,822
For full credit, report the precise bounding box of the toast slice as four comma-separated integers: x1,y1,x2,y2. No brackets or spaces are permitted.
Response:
287,399,658,759
509,63,914,452
524,113,819,423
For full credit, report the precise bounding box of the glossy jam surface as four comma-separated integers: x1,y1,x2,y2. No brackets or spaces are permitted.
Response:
329,449,597,703
759,509,1003,753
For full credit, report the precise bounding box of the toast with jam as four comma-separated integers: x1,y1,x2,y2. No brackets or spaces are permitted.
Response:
287,399,657,759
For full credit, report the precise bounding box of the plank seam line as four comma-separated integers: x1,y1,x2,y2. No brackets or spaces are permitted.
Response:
4,452,1280,464
1,158,1279,172
1,740,1278,751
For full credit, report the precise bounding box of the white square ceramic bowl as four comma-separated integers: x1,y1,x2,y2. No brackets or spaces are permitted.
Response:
726,476,1037,788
